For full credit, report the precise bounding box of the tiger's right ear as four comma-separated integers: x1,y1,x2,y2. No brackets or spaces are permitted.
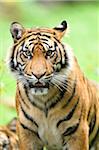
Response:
10,22,24,42
53,20,67,40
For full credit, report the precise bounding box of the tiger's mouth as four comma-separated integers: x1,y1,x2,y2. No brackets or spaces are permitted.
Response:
29,82,49,95
29,82,49,88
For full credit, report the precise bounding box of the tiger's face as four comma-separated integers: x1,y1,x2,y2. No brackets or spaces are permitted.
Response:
9,21,73,95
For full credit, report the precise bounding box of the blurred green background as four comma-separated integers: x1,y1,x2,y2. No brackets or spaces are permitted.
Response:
0,1,99,125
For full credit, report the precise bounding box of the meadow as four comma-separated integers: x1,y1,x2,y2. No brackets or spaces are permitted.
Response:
0,1,99,125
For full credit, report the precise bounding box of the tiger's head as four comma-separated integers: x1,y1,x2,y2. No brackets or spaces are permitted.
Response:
9,21,73,95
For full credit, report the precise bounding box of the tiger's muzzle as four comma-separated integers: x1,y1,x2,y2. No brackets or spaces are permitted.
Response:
27,74,51,95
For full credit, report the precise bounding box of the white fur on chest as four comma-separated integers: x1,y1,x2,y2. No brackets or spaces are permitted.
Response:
38,117,62,149
29,94,63,148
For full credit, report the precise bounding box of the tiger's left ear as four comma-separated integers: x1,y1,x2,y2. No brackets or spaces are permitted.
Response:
53,20,67,40
10,22,24,43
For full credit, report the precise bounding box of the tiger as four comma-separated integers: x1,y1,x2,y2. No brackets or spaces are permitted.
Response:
0,118,19,150
8,20,99,150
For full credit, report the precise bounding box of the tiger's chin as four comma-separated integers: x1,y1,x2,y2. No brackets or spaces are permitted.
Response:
30,88,48,95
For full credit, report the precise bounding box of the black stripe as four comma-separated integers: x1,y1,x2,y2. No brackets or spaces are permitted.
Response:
29,38,35,42
62,106,82,137
53,52,58,63
62,141,69,150
21,105,38,128
44,107,48,118
62,80,76,108
21,41,25,51
53,41,58,62
89,128,99,148
17,62,25,67
89,107,96,135
32,42,39,47
10,41,24,71
17,34,34,45
55,41,63,68
57,98,79,127
44,80,68,117
38,42,49,51
89,106,98,148
18,88,29,108
28,31,32,33
40,38,48,41
9,44,18,71
61,44,68,68
54,41,68,69
54,41,58,50
62,136,71,148
87,106,91,121
29,42,34,45
45,87,66,117
9,59,16,72
53,42,68,71
32,32,41,36
24,85,44,111
63,123,79,136
11,45,17,59
20,54,26,62
44,86,66,117
62,140,67,146
20,122,40,139
59,44,65,68
20,122,34,132
42,41,50,47
31,45,35,53
54,37,61,43
48,86,66,110
42,34,51,39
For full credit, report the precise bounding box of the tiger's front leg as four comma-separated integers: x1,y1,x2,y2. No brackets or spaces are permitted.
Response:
62,123,89,150
17,121,43,150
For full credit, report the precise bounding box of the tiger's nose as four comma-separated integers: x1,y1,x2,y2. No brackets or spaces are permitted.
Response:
32,72,46,79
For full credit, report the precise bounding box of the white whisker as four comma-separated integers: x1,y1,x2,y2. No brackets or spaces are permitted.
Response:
51,75,74,94
54,76,73,87
51,79,63,91
52,78,67,91
54,79,73,90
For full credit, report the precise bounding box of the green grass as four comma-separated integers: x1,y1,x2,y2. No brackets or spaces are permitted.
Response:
0,104,16,125
0,1,99,125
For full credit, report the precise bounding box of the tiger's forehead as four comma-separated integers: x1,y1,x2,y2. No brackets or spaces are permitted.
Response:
22,28,56,39
26,28,55,34
14,28,59,47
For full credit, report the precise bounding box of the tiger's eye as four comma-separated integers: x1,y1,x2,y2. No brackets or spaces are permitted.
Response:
25,50,31,56
46,50,52,56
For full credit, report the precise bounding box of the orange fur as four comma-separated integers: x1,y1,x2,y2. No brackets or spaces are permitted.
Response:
8,21,99,150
